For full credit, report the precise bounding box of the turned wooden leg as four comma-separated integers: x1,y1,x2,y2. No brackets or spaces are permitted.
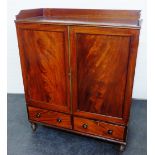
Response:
30,123,37,132
119,144,126,152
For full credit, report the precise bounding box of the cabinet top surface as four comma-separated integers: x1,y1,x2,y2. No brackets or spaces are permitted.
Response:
15,8,141,29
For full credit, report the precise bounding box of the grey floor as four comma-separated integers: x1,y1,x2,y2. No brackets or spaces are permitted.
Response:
7,94,147,155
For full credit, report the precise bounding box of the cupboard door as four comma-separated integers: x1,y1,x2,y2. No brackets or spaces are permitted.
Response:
16,24,70,113
70,26,139,125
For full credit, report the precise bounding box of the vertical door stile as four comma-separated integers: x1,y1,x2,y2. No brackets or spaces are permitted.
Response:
67,26,73,114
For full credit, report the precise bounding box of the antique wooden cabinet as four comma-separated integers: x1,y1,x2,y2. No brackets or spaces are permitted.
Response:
15,8,141,151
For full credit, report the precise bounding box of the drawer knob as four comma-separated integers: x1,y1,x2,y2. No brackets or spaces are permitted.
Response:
82,124,88,129
57,118,62,123
107,130,113,135
36,113,41,118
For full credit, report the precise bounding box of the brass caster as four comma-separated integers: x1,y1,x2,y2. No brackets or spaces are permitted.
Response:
31,123,37,132
119,144,126,152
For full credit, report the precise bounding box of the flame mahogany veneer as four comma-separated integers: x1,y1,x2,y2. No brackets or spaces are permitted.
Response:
15,8,141,151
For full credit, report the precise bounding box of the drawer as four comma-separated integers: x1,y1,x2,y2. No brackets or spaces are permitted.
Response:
74,117,125,141
28,106,72,129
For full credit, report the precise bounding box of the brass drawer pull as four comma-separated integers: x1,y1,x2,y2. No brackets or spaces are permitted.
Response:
82,124,88,129
107,130,113,135
57,118,62,123
36,113,41,118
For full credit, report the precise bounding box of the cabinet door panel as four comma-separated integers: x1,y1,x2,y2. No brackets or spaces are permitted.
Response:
16,24,70,113
77,34,129,118
70,26,139,124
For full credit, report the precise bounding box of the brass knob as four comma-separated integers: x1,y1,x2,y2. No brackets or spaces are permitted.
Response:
107,130,113,135
36,113,41,118
82,124,88,129
57,118,62,123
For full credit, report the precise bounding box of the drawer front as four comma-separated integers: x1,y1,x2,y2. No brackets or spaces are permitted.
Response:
28,106,72,129
74,117,125,141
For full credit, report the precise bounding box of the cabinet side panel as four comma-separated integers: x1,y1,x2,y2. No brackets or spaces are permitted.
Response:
15,26,30,102
122,31,140,123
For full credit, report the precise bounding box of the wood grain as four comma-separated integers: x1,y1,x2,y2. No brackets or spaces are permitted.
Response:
28,106,72,129
43,8,140,20
71,26,140,125
16,23,71,113
16,8,43,19
15,8,141,28
77,34,130,118
15,9,141,146
74,117,125,141
29,118,126,145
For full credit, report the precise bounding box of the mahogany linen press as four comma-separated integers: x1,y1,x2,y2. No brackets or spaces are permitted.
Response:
15,8,141,151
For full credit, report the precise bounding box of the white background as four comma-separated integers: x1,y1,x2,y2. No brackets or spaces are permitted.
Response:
7,0,147,99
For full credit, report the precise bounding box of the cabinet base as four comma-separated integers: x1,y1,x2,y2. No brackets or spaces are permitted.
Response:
29,121,127,146
119,144,126,151
30,122,37,132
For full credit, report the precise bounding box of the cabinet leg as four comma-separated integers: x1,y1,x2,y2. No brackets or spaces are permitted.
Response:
30,123,37,132
119,144,126,152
